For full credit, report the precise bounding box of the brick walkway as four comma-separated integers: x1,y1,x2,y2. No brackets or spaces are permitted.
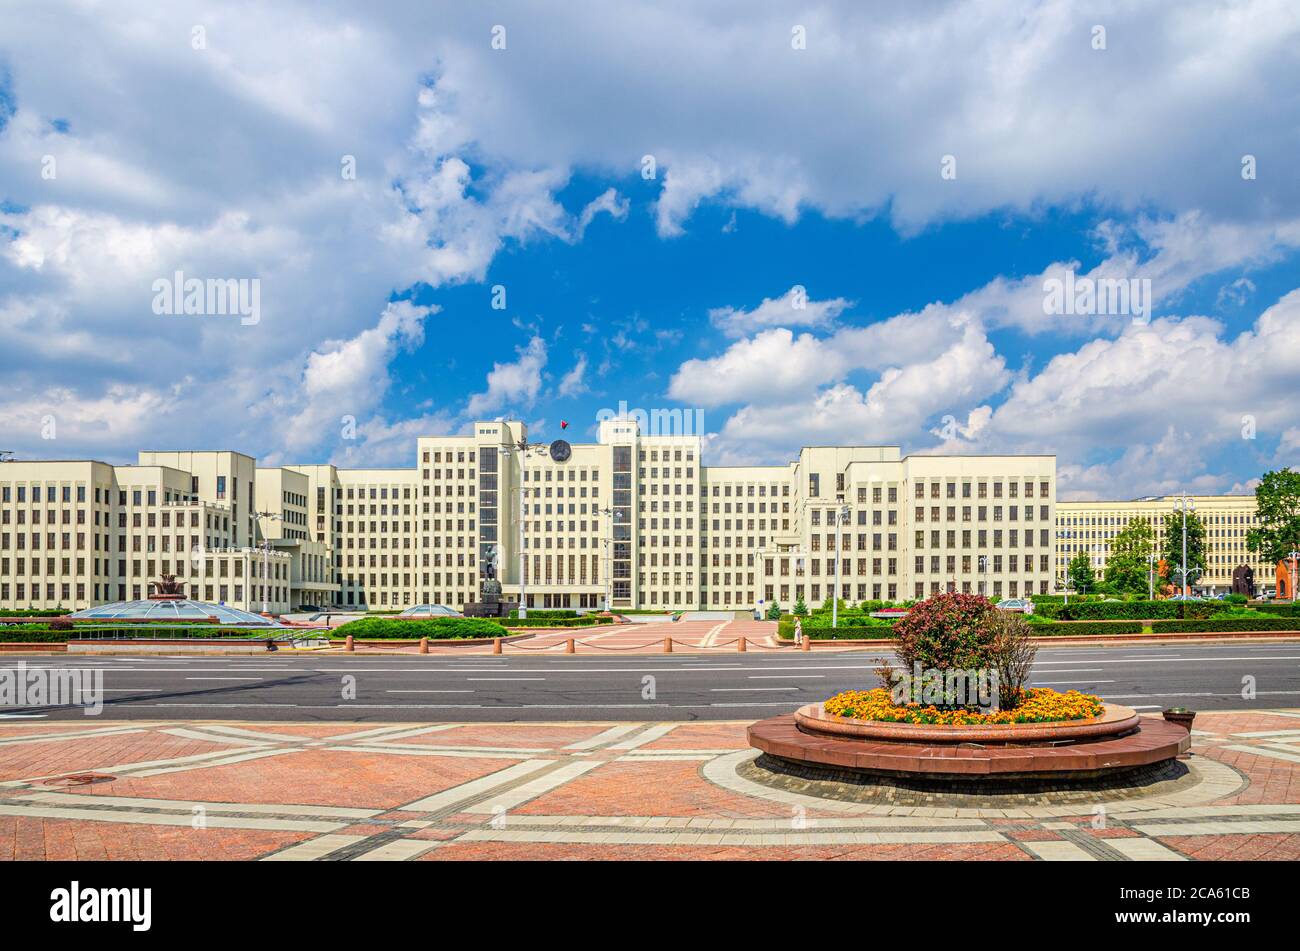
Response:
340,618,880,655
1,711,1297,860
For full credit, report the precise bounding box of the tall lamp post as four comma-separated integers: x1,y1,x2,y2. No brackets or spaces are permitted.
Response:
596,506,614,612
1290,548,1300,603
832,500,849,629
501,439,548,619
252,509,282,614
1174,495,1196,599
978,554,989,600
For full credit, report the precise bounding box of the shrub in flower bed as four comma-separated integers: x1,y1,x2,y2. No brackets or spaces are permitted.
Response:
0,626,71,642
892,591,999,671
337,617,507,639
823,686,1105,725
1151,617,1298,633
0,608,74,617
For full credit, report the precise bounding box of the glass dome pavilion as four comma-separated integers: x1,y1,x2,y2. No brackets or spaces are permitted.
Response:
70,600,281,626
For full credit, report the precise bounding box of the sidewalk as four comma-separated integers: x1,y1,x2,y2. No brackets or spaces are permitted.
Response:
1,710,1297,860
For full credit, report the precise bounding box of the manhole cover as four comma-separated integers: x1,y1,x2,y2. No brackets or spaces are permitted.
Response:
41,773,115,787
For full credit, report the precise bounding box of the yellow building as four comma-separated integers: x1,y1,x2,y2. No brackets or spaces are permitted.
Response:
0,423,1058,613
1055,495,1272,595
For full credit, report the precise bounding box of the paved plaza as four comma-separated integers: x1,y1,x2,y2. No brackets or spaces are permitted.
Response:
1,710,1298,860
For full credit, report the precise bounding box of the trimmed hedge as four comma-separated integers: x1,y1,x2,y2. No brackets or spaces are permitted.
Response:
1034,600,1217,621
337,617,507,639
778,615,895,640
1151,618,1299,634
1027,621,1144,637
501,616,614,628
508,609,578,619
0,608,74,617
1253,603,1300,616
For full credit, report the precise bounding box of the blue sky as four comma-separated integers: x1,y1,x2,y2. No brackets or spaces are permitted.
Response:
1,1,1298,499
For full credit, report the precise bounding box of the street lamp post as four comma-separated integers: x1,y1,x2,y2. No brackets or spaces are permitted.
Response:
596,506,613,612
1174,495,1196,599
978,555,989,600
253,509,282,614
1148,551,1156,600
833,501,849,629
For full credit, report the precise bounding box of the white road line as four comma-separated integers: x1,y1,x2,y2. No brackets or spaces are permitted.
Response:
386,689,474,694
465,678,545,682
710,687,799,692
748,675,825,680
1031,680,1115,686
185,677,264,681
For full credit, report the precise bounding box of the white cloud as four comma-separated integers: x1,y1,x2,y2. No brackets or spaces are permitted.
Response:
709,287,851,338
557,354,589,397
465,336,548,416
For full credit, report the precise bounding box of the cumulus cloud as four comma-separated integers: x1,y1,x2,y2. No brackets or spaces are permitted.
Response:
465,336,548,416
709,287,851,338
557,353,589,397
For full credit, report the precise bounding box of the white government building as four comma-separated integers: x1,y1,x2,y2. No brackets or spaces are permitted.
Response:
0,419,1268,613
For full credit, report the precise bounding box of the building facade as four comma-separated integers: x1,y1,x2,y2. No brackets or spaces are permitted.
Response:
0,422,1064,613
1055,495,1274,595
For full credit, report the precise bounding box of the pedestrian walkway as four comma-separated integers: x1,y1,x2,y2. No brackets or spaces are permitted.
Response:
1,710,1297,860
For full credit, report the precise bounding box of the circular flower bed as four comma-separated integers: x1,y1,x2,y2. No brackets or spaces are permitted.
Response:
823,686,1105,726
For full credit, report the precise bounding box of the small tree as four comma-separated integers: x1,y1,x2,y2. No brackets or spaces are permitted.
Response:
792,595,808,616
988,610,1037,710
765,601,781,620
1246,468,1300,565
1105,519,1154,595
1067,549,1096,593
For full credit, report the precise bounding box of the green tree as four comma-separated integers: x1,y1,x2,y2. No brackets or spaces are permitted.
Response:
1105,518,1155,595
792,595,808,616
1161,508,1207,592
765,601,781,620
1066,549,1096,592
1246,468,1300,566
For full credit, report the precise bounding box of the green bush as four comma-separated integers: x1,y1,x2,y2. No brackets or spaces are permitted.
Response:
508,609,578,619
1151,617,1299,633
501,616,613,628
777,616,894,640
1034,600,1217,621
1026,621,1144,637
765,602,782,620
0,608,74,617
338,617,507,639
1253,603,1300,616
1223,593,1249,605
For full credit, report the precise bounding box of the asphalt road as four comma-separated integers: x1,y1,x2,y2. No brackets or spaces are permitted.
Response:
3,641,1300,721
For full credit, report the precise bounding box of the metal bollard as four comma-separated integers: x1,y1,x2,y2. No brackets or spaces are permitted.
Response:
344,635,354,653
737,637,746,652
493,637,502,655
565,637,575,654
663,637,673,654
419,637,428,654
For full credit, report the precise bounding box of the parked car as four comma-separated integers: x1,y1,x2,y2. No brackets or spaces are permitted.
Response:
1168,593,1203,601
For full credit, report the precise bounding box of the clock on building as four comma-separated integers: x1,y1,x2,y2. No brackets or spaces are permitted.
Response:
549,439,572,463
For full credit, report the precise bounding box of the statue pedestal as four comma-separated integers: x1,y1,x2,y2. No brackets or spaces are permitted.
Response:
463,579,516,618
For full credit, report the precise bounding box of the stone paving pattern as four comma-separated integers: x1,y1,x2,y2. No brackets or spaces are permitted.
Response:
0,711,1298,860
